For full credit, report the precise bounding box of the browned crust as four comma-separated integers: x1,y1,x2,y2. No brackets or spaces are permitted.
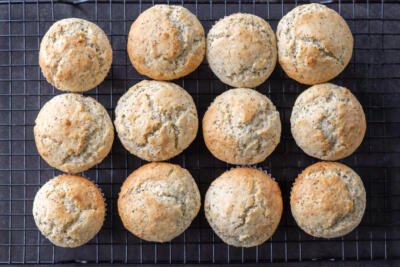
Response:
39,18,112,92
277,4,353,85
52,174,105,210
114,80,198,161
202,88,281,165
290,83,366,160
206,13,277,88
290,162,366,238
34,93,114,174
118,162,201,242
204,168,283,247
32,175,105,247
127,5,205,80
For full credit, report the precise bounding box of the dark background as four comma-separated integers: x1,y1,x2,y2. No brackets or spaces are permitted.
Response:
0,0,399,265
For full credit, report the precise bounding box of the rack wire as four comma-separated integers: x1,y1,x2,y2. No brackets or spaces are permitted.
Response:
0,0,399,264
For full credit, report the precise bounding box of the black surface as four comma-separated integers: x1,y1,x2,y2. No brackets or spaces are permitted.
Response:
0,0,399,265
2,260,400,267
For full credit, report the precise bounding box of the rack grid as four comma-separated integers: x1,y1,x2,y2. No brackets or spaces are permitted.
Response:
0,0,399,265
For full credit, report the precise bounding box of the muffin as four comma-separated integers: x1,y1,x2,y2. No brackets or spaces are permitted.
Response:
204,168,282,247
32,175,106,247
290,162,366,238
203,88,281,165
118,162,201,242
127,5,205,80
114,80,198,161
34,93,114,173
39,18,112,92
276,3,353,85
290,83,366,160
207,13,277,88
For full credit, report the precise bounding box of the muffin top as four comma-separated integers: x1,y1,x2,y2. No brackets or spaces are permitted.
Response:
203,88,281,165
291,83,366,160
207,13,277,88
276,3,353,84
118,162,201,242
34,93,114,173
205,168,282,247
33,175,106,247
114,80,198,161
127,5,205,80
291,162,366,238
39,18,112,92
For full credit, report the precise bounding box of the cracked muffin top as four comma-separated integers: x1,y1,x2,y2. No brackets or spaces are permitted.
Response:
202,88,281,165
276,3,353,85
207,13,277,88
291,162,366,238
127,5,205,80
39,18,112,92
118,162,201,242
114,80,198,161
290,83,366,160
204,167,282,247
32,175,105,247
34,93,114,174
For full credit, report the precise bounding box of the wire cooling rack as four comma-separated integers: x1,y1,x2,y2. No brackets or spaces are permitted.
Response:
0,0,399,265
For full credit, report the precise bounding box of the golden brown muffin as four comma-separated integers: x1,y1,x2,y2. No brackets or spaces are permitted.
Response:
204,168,282,247
127,5,205,80
114,80,198,161
39,18,112,92
291,83,366,160
118,162,201,242
34,93,114,174
207,13,277,88
276,4,353,85
291,162,366,238
203,88,281,165
32,175,106,247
